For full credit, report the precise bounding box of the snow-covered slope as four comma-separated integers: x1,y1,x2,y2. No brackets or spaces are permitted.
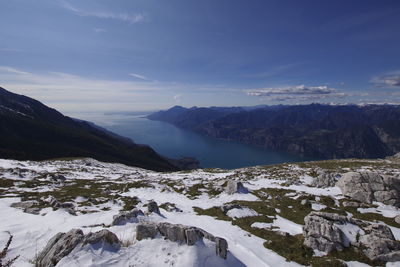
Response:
1,157,400,267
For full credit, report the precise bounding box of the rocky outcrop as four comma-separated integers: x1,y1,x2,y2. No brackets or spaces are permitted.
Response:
37,229,121,267
337,172,400,206
303,212,356,253
136,223,159,240
112,208,144,225
83,229,121,249
311,172,341,188
303,212,400,262
359,224,400,261
10,201,41,215
36,229,84,267
225,180,248,195
135,222,228,259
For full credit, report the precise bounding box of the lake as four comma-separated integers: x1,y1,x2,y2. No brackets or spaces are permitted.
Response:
81,112,313,169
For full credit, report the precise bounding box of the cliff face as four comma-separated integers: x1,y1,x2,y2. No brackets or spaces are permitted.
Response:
149,104,400,159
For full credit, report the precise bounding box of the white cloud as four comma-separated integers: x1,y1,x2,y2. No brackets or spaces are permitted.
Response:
59,0,145,24
245,85,348,102
173,94,182,103
129,73,148,81
93,28,106,33
0,66,167,113
372,71,400,88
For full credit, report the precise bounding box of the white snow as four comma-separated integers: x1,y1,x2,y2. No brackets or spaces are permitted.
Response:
336,223,364,246
311,203,327,211
227,208,259,219
251,216,303,236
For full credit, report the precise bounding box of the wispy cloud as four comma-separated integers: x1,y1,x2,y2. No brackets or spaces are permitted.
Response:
173,94,182,103
245,85,348,102
93,28,106,33
0,66,166,113
372,71,400,88
59,0,145,24
129,73,149,81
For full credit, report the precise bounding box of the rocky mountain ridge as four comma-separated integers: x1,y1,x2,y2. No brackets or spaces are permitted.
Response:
149,104,400,159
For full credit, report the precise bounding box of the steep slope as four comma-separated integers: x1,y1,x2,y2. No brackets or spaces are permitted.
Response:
149,104,400,159
0,87,178,171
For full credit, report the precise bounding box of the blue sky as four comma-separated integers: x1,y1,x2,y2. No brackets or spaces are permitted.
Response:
1,0,400,114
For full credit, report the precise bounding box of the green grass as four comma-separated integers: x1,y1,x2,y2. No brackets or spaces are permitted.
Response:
0,178,15,188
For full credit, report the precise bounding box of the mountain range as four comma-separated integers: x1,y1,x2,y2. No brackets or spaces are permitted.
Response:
148,104,400,159
0,87,178,171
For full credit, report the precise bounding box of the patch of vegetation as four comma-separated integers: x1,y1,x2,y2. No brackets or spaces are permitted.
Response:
186,183,206,199
161,180,185,194
0,179,14,188
263,231,313,265
343,205,398,227
194,206,230,221
119,196,140,211
297,159,397,172
254,188,313,225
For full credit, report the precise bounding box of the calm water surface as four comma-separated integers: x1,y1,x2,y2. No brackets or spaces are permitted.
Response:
82,112,314,169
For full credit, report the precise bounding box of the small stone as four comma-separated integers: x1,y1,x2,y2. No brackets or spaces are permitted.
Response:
225,180,248,195
147,200,160,214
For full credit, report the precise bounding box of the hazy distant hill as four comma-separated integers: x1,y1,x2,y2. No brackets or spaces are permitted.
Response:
148,104,400,159
0,87,178,171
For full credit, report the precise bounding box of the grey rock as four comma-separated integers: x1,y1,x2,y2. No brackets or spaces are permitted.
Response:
161,202,183,212
185,227,202,245
10,201,41,214
303,212,350,253
312,172,341,188
147,200,160,214
112,208,144,225
358,224,400,261
46,197,75,214
10,201,36,209
337,172,400,206
136,223,159,240
25,207,41,215
83,229,120,249
135,222,227,259
37,229,123,267
220,203,242,213
342,201,361,208
36,229,84,267
157,222,186,243
215,237,228,259
225,180,248,195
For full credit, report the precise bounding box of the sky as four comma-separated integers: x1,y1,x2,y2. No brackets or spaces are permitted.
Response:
1,0,400,115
